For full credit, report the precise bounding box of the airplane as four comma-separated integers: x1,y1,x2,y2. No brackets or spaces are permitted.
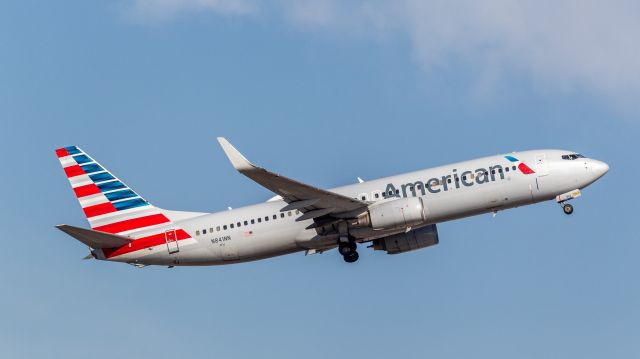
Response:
55,139,609,266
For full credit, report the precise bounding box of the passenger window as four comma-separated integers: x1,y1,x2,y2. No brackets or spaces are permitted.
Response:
499,169,503,173
280,213,285,218
223,225,227,230
512,166,516,171
203,229,207,234
462,176,466,180
251,219,255,224
447,178,452,183
361,196,366,200
230,223,234,229
209,227,213,232
505,167,509,172
374,193,379,198
196,230,200,236
288,211,292,216
273,214,277,220
237,222,241,227
257,218,262,223
265,216,269,221
216,226,220,231
244,220,248,226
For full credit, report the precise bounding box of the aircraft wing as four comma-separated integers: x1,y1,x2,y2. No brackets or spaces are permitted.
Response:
217,137,368,220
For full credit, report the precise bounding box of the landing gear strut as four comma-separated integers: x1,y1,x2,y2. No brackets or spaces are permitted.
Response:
562,203,574,215
338,238,359,263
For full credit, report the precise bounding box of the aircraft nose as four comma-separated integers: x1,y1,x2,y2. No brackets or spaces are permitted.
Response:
591,160,609,178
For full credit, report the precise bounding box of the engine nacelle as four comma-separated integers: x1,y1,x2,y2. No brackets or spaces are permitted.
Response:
365,197,428,230
373,224,439,254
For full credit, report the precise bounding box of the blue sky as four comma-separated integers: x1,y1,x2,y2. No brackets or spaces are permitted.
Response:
1,1,639,358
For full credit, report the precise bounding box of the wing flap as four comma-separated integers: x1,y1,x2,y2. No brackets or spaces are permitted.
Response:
56,224,133,249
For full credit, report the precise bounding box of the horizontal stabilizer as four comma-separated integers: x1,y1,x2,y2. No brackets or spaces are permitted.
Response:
56,224,133,249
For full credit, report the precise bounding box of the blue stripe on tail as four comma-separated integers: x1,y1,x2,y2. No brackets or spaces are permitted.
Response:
89,172,115,183
105,189,137,201
81,163,104,174
97,181,126,192
113,198,148,211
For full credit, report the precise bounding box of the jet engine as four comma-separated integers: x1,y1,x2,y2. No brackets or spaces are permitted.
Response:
372,224,439,254
355,197,428,230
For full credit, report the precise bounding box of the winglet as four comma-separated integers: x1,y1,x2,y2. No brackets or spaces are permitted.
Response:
217,137,255,171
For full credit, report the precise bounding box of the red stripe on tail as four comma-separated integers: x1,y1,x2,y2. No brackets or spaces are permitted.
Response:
83,202,117,218
55,148,70,158
73,183,102,198
64,165,85,178
93,214,170,234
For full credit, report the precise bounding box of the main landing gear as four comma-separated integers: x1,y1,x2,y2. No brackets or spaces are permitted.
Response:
339,238,359,263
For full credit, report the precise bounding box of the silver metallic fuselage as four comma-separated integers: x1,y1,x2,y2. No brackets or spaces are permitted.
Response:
105,149,608,266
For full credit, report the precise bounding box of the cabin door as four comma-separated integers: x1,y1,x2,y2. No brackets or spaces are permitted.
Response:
535,154,549,176
165,229,180,254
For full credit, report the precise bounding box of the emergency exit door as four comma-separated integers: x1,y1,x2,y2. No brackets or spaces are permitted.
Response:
165,229,179,254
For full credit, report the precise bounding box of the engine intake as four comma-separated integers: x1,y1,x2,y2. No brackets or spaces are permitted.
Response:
360,197,428,230
373,224,439,254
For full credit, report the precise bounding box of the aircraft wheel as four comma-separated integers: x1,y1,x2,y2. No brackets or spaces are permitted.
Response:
343,252,359,263
338,241,357,256
563,203,574,215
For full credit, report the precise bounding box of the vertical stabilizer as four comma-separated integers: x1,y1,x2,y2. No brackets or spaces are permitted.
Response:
54,146,194,260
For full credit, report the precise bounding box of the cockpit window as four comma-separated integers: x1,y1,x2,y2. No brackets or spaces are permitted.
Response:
562,153,586,160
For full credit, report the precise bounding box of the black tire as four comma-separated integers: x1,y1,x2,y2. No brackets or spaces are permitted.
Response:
339,245,353,256
563,203,574,215
343,252,359,263
339,241,357,255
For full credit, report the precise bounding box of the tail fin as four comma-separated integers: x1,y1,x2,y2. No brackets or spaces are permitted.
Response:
55,146,174,237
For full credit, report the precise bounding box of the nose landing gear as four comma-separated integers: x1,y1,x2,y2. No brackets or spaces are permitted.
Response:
562,203,574,215
556,189,581,216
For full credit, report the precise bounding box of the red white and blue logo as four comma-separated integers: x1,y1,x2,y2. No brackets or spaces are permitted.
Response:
505,155,535,174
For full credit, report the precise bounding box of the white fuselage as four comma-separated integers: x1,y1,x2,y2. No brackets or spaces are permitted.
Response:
102,149,608,266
